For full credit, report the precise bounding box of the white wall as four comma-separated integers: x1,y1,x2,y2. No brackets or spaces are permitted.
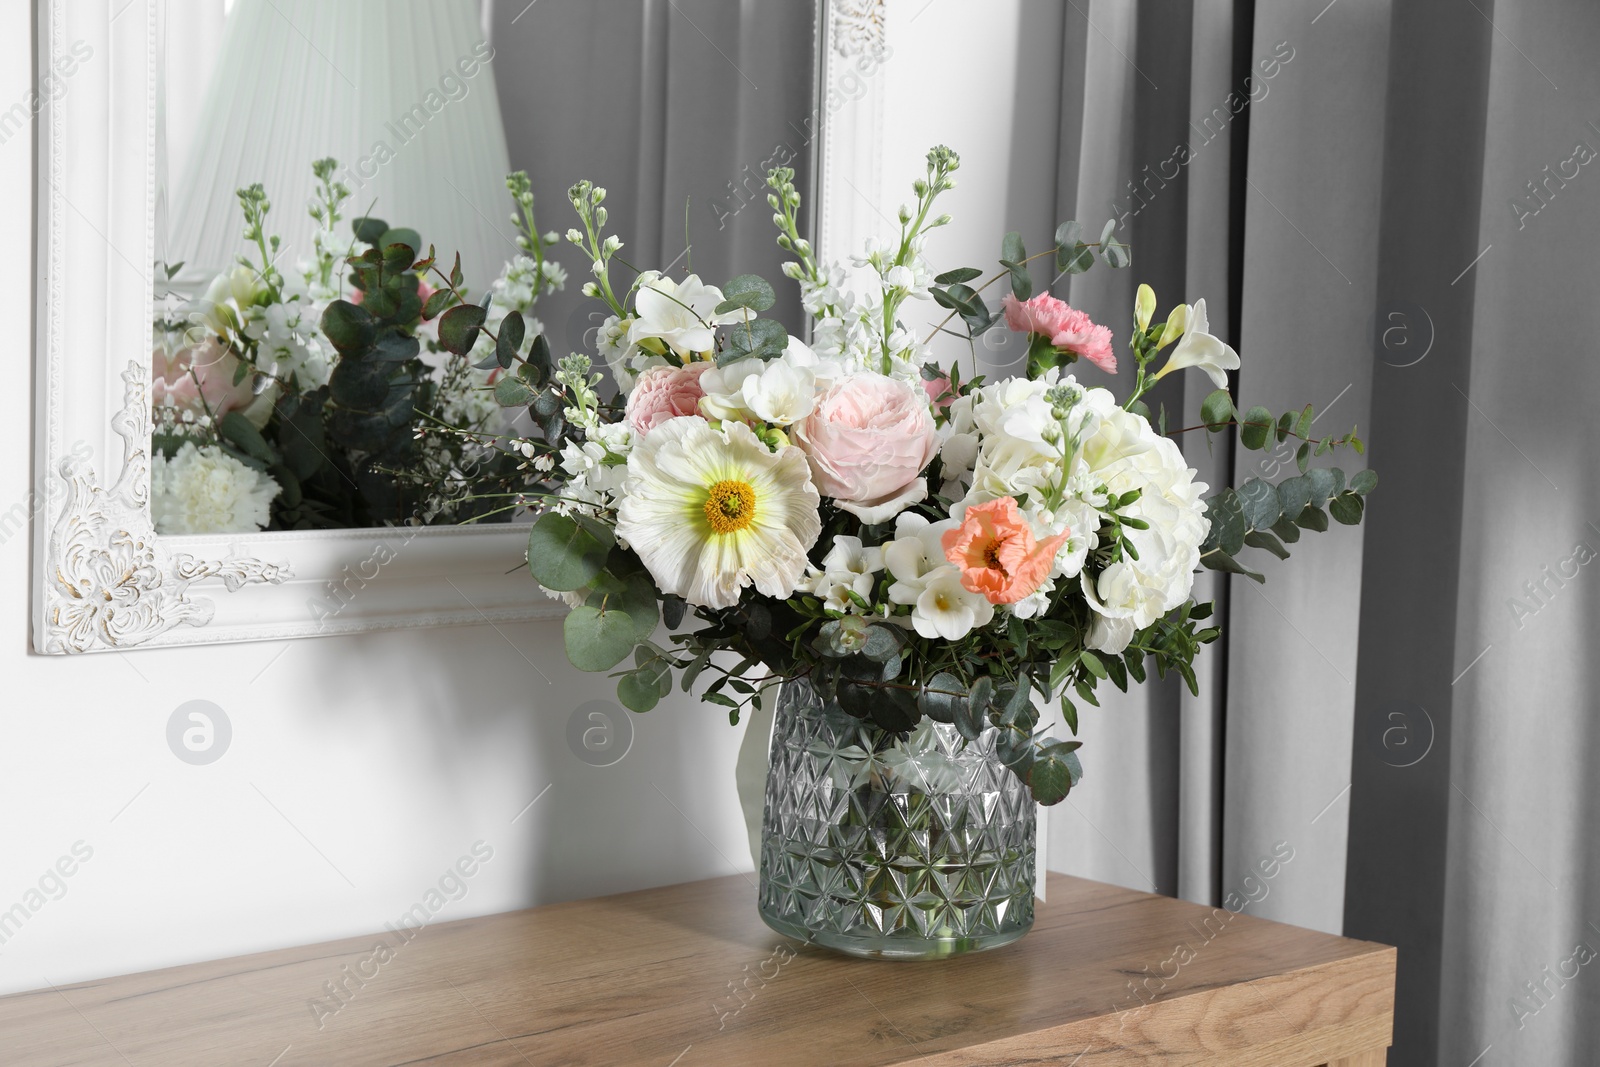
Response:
0,0,1049,995
1,3,753,996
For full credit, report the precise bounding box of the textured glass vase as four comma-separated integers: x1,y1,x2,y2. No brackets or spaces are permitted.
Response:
757,677,1035,960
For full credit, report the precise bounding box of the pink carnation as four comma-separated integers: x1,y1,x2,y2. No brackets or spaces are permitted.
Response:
1001,292,1117,374
625,362,710,435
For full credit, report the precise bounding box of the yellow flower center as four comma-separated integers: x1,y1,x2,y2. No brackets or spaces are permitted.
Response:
703,480,757,534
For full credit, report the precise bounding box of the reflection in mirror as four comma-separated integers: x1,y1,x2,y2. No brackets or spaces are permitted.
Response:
150,0,817,535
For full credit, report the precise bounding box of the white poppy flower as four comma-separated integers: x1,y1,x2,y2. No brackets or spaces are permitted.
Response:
615,417,821,609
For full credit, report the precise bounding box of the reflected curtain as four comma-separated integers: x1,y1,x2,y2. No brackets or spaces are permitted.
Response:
488,0,818,359
1020,1,1600,1064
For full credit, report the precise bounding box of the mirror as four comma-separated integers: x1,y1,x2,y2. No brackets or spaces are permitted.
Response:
149,0,820,535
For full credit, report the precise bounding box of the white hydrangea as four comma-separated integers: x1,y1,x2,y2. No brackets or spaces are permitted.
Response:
151,442,280,535
940,372,1209,648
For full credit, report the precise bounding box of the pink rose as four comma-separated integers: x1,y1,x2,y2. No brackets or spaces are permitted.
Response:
922,371,954,413
1001,292,1117,374
625,362,710,435
793,373,938,524
152,337,256,418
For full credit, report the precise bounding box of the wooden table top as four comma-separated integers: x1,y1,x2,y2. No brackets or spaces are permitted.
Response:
0,872,1394,1066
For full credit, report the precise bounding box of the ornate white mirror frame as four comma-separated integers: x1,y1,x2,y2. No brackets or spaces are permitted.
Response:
30,0,887,654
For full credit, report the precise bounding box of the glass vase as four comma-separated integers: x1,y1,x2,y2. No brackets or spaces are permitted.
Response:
757,676,1035,960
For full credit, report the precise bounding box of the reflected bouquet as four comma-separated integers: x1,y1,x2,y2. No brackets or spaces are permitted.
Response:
438,146,1373,805
150,160,564,533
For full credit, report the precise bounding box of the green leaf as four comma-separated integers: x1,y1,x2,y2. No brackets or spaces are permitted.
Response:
329,359,391,409
1054,220,1082,248
1243,529,1291,559
1001,231,1026,266
218,411,275,463
352,216,389,245
438,303,488,356
860,624,903,663
1275,474,1312,519
1295,404,1314,438
371,332,420,363
1305,466,1341,507
381,243,415,275
1079,650,1108,679
1060,692,1079,735
1271,515,1302,543
1296,441,1311,473
380,228,421,258
1329,492,1365,525
722,317,788,364
1239,406,1275,451
617,671,662,713
564,603,637,672
1237,478,1282,531
1201,488,1247,555
1102,239,1132,269
608,571,661,642
1202,389,1235,431
526,510,611,591
1000,232,1030,299
321,300,375,352
935,267,982,285
497,310,526,369
1200,549,1266,583
1029,740,1083,805
1351,469,1379,495
1276,411,1294,443
715,274,777,315
494,376,537,407
1060,242,1094,275
422,288,455,321
661,596,686,630
1296,504,1330,532
919,671,966,725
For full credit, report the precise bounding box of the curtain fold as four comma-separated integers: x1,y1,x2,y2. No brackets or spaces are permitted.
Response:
489,0,817,359
1034,0,1238,909
1025,1,1600,1064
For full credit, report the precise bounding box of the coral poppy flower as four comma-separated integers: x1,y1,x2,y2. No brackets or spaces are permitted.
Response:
941,497,1069,605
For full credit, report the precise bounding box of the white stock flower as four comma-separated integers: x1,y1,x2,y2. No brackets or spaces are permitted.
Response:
1154,298,1240,388
151,442,280,535
615,417,821,609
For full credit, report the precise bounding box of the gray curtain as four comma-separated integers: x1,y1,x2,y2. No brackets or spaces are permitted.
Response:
1012,0,1239,917
1026,2,1600,1065
489,0,817,360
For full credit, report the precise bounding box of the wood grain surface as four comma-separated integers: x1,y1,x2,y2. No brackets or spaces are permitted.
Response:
0,873,1394,1066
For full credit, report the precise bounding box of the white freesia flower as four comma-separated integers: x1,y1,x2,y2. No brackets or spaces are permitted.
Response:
615,416,821,609
151,442,279,535
882,512,958,606
629,273,742,357
1154,298,1239,388
911,564,994,640
699,339,819,427
805,535,884,613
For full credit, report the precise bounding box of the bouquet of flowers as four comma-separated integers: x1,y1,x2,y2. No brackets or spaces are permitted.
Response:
426,146,1374,806
150,160,565,533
